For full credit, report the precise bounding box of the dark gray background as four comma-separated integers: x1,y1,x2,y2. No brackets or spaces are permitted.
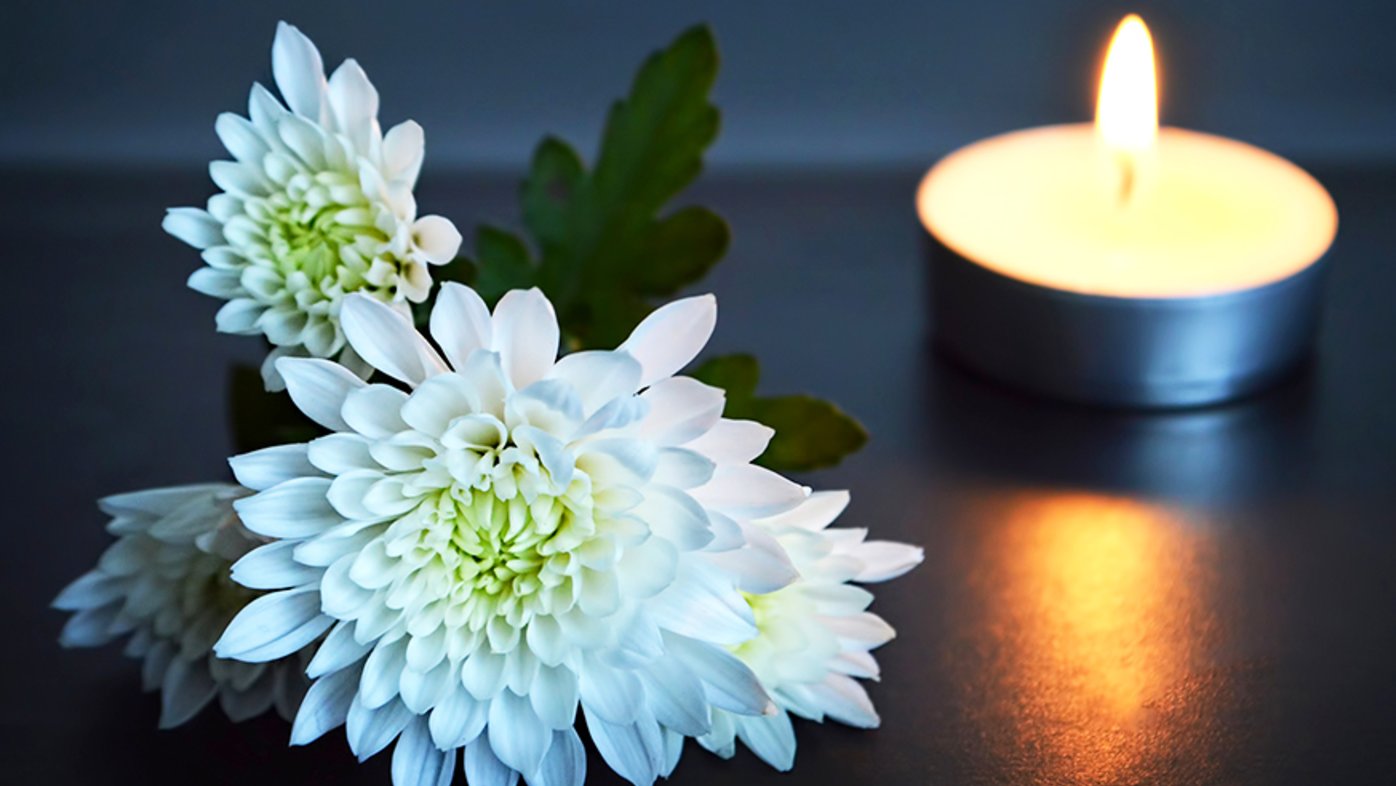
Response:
6,3,1396,785
3,0,1395,171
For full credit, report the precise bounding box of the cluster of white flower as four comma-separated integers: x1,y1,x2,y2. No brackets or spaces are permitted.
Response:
163,22,461,390
54,484,309,727
56,20,920,786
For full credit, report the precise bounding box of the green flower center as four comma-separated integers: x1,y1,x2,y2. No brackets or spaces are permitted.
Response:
390,484,595,631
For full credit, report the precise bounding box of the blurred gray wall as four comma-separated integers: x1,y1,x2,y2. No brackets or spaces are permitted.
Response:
3,0,1394,170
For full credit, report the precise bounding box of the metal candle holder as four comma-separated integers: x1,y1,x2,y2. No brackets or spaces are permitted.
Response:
924,231,1330,409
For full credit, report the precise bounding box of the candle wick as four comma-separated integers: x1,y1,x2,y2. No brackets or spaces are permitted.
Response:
1117,155,1135,206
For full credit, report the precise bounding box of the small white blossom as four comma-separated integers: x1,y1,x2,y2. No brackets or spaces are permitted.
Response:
696,491,923,770
214,284,813,786
163,22,462,389
54,484,310,727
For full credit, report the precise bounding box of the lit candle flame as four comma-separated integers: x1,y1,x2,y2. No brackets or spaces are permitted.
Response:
1096,14,1158,205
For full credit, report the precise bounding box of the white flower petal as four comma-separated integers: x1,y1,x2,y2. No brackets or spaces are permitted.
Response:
660,728,684,777
529,665,579,729
583,705,664,786
99,483,230,519
58,604,120,647
187,267,244,299
734,710,797,771
651,447,715,489
327,58,379,153
824,612,897,650
809,673,880,728
214,586,332,662
260,346,299,392
690,465,808,518
522,615,568,668
209,160,270,198
638,655,710,737
229,443,318,491
636,377,725,445
163,207,224,249
328,469,388,520
663,632,773,717
464,735,519,786
277,356,367,431
430,685,488,750
220,672,277,721
360,634,409,709
429,283,494,371
341,294,447,387
346,694,414,762
307,433,378,474
619,294,717,387
851,541,925,583
271,21,327,120
412,215,462,265
159,656,218,729
341,384,410,439
575,397,650,439
547,350,642,416
533,729,586,786
615,538,678,599
291,662,362,745
308,620,374,678
399,659,453,714
701,524,798,595
277,113,328,169
633,485,713,551
295,522,379,568
683,418,774,465
215,298,266,334
578,660,643,725
831,649,881,680
491,288,559,390
461,651,507,700
405,626,448,673
755,489,849,531
401,373,475,436
382,120,425,186
649,563,756,646
248,81,290,138
231,540,320,590
234,477,340,538
488,690,550,776
52,571,123,611
215,112,271,164
392,717,456,786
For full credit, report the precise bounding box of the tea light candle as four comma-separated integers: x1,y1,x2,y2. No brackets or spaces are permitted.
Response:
916,15,1338,407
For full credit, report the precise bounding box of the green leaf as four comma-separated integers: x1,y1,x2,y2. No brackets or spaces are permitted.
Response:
470,24,730,348
458,25,867,470
634,206,729,296
744,395,869,472
472,226,538,302
227,365,322,454
693,354,867,472
521,136,585,254
690,353,759,399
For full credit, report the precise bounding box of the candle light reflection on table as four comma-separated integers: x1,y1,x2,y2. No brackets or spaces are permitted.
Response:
949,492,1248,785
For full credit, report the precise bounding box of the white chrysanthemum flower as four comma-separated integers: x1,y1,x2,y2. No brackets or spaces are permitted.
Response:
54,484,310,728
214,283,812,786
696,491,923,771
163,22,463,389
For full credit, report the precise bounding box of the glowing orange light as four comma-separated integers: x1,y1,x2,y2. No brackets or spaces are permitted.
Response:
1096,15,1159,204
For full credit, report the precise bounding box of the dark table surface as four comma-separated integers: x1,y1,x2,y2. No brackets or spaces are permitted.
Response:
4,164,1394,785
